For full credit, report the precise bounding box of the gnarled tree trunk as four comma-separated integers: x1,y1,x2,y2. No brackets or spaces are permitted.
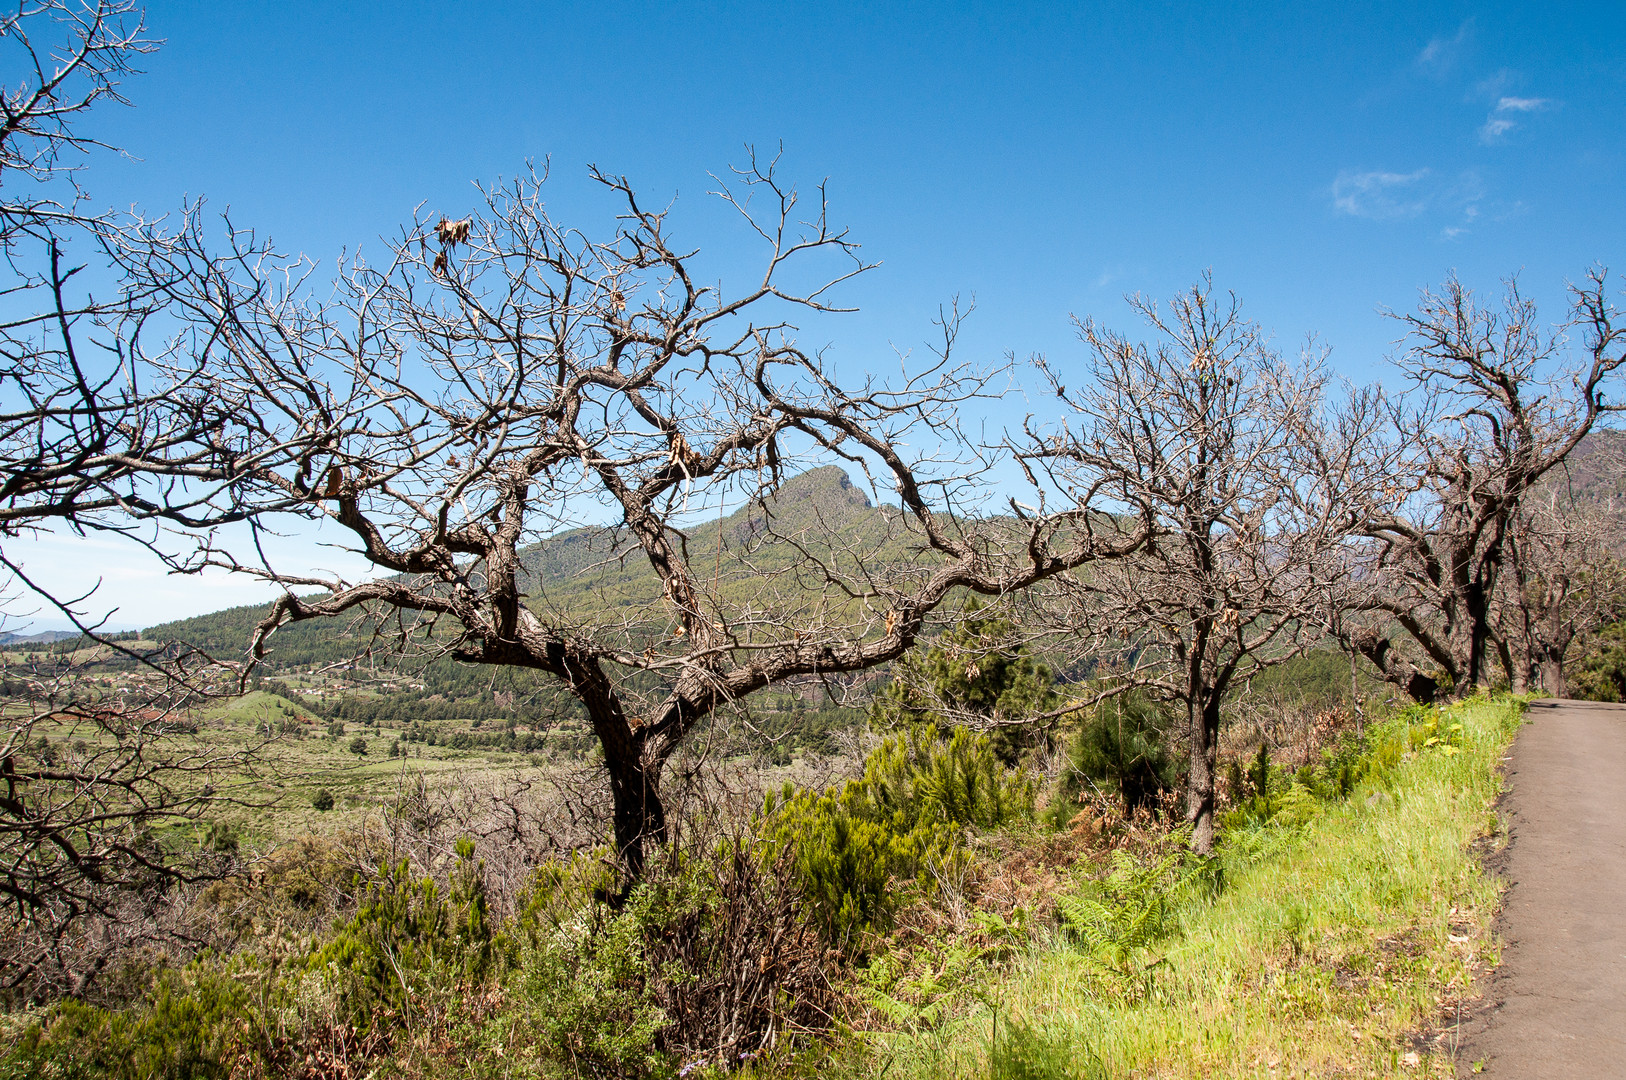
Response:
1184,696,1222,855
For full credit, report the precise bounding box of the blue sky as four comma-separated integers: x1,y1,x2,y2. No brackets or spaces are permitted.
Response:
12,0,1626,631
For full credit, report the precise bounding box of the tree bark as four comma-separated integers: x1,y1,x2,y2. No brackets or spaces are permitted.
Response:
1538,652,1568,699
1185,696,1220,855
572,663,667,890
1496,632,1527,694
1465,578,1496,691
1352,630,1440,704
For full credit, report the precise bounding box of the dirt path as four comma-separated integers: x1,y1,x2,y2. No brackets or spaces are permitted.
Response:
1455,699,1626,1077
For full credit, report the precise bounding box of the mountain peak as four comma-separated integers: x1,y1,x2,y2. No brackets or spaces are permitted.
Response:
766,466,872,512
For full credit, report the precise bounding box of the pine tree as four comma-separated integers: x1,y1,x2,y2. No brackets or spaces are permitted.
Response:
870,603,1059,764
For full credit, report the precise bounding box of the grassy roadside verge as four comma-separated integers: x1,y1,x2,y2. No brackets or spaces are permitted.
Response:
867,697,1522,1080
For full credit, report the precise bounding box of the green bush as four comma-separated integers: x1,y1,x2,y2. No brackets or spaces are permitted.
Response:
1571,619,1626,701
310,788,335,811
512,840,833,1078
515,901,670,1078
1223,742,1282,827
764,788,921,944
869,604,1059,765
856,724,1035,833
1050,688,1177,822
763,726,1034,945
1310,732,1371,801
1,967,246,1080
307,837,493,1036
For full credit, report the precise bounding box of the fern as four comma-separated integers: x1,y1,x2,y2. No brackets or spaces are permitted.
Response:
1057,847,1187,989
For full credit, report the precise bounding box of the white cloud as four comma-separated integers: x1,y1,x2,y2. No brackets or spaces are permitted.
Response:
1417,21,1472,74
1474,70,1516,98
1330,169,1431,220
1329,169,1487,237
1479,95,1550,144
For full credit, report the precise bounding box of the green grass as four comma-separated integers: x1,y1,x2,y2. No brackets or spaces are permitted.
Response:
856,698,1521,1080
181,690,549,847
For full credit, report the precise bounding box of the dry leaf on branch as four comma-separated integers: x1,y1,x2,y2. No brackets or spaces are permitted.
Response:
436,217,472,246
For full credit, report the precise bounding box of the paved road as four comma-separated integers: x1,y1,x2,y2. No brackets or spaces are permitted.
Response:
1456,699,1626,1078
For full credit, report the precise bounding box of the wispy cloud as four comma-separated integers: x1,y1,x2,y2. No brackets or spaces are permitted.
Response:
1441,203,1480,241
1330,169,1485,238
1496,95,1547,112
1417,21,1472,74
1479,95,1550,143
1331,169,1431,220
1474,70,1516,98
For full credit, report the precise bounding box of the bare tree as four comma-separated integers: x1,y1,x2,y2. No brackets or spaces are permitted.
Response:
0,2,302,997
1349,272,1626,700
129,157,1144,885
1031,279,1349,853
0,0,168,544
0,1,336,601
1494,486,1626,696
0,0,146,241
0,1,328,631
0,646,272,1000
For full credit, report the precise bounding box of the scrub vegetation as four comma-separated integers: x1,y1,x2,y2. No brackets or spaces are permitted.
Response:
0,679,1521,1080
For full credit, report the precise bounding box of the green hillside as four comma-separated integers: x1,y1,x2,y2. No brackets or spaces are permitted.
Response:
144,466,919,665
135,467,930,737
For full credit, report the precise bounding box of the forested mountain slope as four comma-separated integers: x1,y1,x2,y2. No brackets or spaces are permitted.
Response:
1551,427,1626,503
144,466,908,670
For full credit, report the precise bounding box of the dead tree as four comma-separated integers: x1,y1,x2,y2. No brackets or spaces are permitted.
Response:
1495,486,1626,696
0,1,324,606
138,157,1144,885
1031,279,1350,854
1350,272,1626,699
0,0,163,564
0,3,297,997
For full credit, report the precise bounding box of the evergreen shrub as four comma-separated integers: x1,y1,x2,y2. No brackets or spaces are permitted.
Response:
307,837,493,1036
513,840,834,1076
868,604,1059,765
1571,619,1626,701
1049,688,1177,823
1,967,246,1080
762,725,1033,945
